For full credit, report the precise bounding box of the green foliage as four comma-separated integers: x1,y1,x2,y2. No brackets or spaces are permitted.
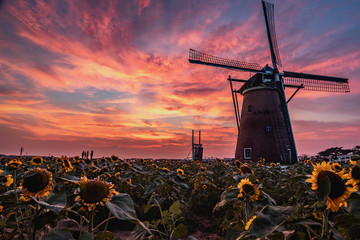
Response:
1,154,360,239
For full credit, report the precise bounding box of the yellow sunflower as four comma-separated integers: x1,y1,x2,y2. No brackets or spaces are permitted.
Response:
225,163,231,168
306,161,357,212
350,159,358,165
270,163,277,167
177,168,184,176
20,168,53,198
61,156,73,172
30,156,43,166
0,174,14,187
161,167,170,172
349,165,360,189
237,178,260,201
216,158,223,164
75,176,118,211
73,155,80,161
331,162,343,173
7,159,22,170
304,160,312,165
110,155,119,162
125,178,131,184
234,160,241,169
152,163,158,170
200,166,206,172
245,215,257,230
240,164,253,175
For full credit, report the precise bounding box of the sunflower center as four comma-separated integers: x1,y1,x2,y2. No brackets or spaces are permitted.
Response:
22,170,49,193
243,184,255,194
351,165,360,180
318,171,345,199
80,180,109,203
33,158,41,163
64,160,71,168
240,166,252,174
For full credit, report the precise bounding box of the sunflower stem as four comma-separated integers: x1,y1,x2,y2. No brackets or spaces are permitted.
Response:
13,170,18,203
88,211,94,233
32,203,39,240
244,200,249,223
321,209,330,239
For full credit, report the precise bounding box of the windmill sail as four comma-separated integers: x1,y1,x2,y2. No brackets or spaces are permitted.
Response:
189,49,264,73
262,0,282,68
283,71,349,92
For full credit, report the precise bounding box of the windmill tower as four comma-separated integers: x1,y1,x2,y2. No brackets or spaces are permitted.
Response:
189,1,349,163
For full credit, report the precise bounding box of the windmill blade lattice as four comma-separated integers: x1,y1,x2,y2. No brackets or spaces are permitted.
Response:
189,49,264,73
262,1,282,68
283,77,350,92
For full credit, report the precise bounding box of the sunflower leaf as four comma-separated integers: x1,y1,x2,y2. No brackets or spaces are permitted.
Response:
31,193,67,215
246,205,295,238
105,193,137,220
317,175,331,203
45,229,74,240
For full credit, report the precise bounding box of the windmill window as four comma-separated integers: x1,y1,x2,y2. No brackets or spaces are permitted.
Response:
265,125,272,133
248,105,252,112
244,148,252,159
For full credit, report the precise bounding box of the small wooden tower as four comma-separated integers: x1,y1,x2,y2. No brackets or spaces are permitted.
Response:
189,1,349,163
192,130,203,161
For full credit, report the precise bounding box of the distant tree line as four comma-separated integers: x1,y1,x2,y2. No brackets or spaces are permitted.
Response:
299,145,360,162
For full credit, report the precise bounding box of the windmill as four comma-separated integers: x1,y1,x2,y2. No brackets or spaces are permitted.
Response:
188,1,349,164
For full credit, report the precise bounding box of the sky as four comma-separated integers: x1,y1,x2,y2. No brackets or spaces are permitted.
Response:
0,0,359,159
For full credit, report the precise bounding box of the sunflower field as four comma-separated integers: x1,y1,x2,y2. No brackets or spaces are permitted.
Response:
1,155,360,240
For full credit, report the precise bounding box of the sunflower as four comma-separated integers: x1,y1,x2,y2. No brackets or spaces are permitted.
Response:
350,165,360,181
256,163,265,167
200,166,206,172
225,163,231,168
0,174,14,187
237,178,260,202
123,161,132,168
110,155,119,162
216,158,223,164
349,165,360,189
304,160,312,165
19,195,32,202
7,159,22,170
0,156,7,165
240,164,253,175
125,178,131,184
234,160,241,169
306,161,357,212
152,163,158,170
75,176,118,211
30,156,44,166
245,215,257,230
161,167,170,172
84,158,93,166
61,156,73,172
177,168,184,176
270,163,277,167
202,184,207,190
331,162,342,173
350,160,358,165
73,155,80,161
20,168,53,198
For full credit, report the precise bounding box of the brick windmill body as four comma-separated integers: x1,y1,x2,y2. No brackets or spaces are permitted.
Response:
189,1,349,163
